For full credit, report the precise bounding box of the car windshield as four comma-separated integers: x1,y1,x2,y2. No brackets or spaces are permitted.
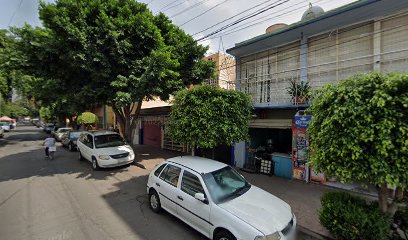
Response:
94,134,126,148
202,166,251,204
69,132,81,139
0,122,9,126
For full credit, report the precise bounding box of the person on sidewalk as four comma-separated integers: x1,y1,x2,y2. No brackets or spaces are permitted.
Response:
43,134,56,158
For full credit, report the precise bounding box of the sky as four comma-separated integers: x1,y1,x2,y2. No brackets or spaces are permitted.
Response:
0,0,356,54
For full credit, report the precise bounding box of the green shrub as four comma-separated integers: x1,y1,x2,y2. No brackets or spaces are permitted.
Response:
319,191,391,240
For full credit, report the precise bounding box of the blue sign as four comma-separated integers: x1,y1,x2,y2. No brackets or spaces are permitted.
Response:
294,115,312,128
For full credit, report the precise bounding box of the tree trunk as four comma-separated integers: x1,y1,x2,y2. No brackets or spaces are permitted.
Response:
112,100,143,145
378,185,404,217
378,184,389,213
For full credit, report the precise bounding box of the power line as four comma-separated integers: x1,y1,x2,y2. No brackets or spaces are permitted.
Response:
191,0,281,37
159,0,182,11
179,0,233,27
169,0,212,18
197,0,290,41
207,0,321,40
8,0,24,27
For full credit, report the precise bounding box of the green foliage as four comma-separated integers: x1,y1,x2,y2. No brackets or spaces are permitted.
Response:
77,112,98,124
12,0,214,141
395,205,408,233
286,80,311,99
319,191,391,240
167,84,252,149
0,101,29,118
39,106,54,122
308,72,408,188
0,29,35,100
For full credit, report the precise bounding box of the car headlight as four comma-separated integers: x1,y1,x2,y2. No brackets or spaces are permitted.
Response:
98,155,110,160
254,232,281,240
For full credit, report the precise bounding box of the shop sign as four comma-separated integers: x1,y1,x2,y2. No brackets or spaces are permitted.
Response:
294,115,312,128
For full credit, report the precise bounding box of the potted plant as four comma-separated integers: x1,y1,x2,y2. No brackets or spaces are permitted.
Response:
287,79,311,104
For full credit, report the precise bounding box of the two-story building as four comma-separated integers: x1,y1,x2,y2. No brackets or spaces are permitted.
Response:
134,52,236,163
227,0,408,180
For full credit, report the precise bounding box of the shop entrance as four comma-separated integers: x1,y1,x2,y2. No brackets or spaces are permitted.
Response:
246,128,292,177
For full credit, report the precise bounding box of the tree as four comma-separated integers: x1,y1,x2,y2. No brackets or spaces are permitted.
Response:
0,101,29,118
308,72,408,216
167,84,252,154
18,0,213,142
77,112,98,125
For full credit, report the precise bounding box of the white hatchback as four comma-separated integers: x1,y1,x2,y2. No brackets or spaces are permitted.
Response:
77,131,135,170
147,156,296,240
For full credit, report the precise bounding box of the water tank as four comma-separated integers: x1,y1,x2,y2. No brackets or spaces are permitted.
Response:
301,3,324,21
265,23,288,33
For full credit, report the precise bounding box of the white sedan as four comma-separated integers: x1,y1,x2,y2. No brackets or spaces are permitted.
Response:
147,156,296,240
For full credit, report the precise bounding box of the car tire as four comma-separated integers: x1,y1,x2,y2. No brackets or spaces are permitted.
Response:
214,230,236,240
78,151,84,161
149,190,161,213
92,157,100,171
68,144,73,151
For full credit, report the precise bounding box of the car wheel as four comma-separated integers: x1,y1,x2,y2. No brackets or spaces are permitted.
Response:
78,151,84,161
92,157,100,171
214,230,236,240
149,190,161,213
68,144,73,151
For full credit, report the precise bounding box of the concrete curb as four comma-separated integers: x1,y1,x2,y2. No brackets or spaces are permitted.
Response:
298,225,334,240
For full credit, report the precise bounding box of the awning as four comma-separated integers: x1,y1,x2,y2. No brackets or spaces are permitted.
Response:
249,119,292,129
0,116,14,122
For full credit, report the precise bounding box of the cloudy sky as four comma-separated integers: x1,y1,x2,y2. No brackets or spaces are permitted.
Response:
0,0,356,54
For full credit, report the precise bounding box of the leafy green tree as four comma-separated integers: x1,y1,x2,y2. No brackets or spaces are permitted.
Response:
77,112,98,125
1,101,29,118
0,29,35,101
308,72,408,216
167,84,252,154
16,0,213,142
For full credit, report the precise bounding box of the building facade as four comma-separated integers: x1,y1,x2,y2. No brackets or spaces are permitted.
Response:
134,53,237,159
227,0,408,180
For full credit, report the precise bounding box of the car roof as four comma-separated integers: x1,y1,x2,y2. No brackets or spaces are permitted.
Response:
166,156,227,174
87,130,118,136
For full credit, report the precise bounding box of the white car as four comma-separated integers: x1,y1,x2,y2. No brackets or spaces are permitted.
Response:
0,122,11,132
52,127,72,141
147,157,296,240
0,127,4,137
77,131,135,170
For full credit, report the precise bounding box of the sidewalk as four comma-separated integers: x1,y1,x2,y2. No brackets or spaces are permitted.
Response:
133,145,345,239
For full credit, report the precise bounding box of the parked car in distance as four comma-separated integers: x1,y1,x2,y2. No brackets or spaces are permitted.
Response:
0,122,11,132
147,157,296,240
53,127,72,141
61,130,82,151
43,123,55,133
0,127,4,137
77,131,135,170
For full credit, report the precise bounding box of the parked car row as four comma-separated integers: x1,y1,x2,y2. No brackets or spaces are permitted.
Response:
52,128,297,240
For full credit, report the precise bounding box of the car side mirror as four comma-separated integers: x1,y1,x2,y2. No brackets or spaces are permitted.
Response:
194,193,208,204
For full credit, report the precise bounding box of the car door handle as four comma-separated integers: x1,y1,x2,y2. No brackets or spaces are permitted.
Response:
177,196,183,201
156,183,160,187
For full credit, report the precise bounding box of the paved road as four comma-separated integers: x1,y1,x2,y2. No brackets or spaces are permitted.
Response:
0,125,315,240
0,125,208,240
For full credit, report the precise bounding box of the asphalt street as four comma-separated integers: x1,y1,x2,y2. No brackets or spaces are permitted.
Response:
0,125,209,240
0,125,315,240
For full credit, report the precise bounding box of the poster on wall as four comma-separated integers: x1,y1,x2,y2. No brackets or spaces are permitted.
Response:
292,112,325,183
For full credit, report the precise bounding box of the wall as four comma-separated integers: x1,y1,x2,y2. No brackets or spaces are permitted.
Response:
236,11,408,106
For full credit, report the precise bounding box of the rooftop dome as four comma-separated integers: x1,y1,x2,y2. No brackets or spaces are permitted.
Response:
301,3,324,21
265,23,288,33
